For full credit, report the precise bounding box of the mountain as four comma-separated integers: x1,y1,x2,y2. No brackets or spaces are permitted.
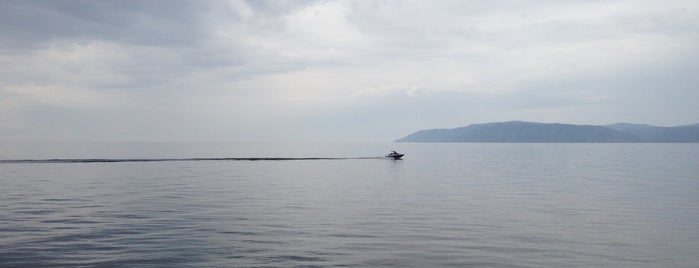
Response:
395,121,699,143
606,123,699,142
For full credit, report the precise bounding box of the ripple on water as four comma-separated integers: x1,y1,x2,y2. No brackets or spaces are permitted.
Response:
1,143,698,267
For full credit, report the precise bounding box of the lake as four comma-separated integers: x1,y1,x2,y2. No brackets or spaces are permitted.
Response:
1,142,698,267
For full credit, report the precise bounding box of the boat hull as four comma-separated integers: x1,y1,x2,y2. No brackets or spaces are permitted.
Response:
386,153,404,160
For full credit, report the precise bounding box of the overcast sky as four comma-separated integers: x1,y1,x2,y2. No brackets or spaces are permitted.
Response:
1,0,698,142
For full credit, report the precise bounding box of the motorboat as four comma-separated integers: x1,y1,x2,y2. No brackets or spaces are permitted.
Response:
385,151,404,160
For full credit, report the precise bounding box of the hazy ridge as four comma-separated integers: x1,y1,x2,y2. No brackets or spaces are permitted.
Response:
396,121,699,143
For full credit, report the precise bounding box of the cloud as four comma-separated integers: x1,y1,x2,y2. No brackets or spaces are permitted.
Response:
0,0,214,48
1,0,698,141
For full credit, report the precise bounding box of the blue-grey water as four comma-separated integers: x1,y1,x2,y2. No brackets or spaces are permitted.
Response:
1,142,698,267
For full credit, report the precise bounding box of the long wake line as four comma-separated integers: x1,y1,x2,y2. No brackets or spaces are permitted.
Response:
0,157,385,164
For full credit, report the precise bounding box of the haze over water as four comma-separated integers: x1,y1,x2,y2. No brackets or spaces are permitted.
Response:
1,142,698,267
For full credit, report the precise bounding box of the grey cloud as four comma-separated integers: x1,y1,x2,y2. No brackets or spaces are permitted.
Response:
1,0,698,142
0,0,319,47
0,0,318,92
242,0,316,17
0,0,211,48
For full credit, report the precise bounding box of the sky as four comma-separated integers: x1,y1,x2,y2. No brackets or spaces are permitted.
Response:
1,0,698,142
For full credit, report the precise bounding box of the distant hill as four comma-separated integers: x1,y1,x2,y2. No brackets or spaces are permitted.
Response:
606,123,699,142
395,121,699,143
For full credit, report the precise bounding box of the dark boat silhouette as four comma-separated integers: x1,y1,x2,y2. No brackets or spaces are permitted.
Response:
385,151,404,160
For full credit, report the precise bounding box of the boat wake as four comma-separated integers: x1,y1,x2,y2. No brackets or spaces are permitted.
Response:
0,157,385,164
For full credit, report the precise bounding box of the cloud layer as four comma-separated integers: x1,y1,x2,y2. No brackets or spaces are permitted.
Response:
1,0,698,141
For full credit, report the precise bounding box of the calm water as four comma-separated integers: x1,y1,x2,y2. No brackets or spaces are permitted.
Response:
1,142,698,267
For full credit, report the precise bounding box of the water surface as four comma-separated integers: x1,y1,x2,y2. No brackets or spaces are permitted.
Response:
1,142,698,267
